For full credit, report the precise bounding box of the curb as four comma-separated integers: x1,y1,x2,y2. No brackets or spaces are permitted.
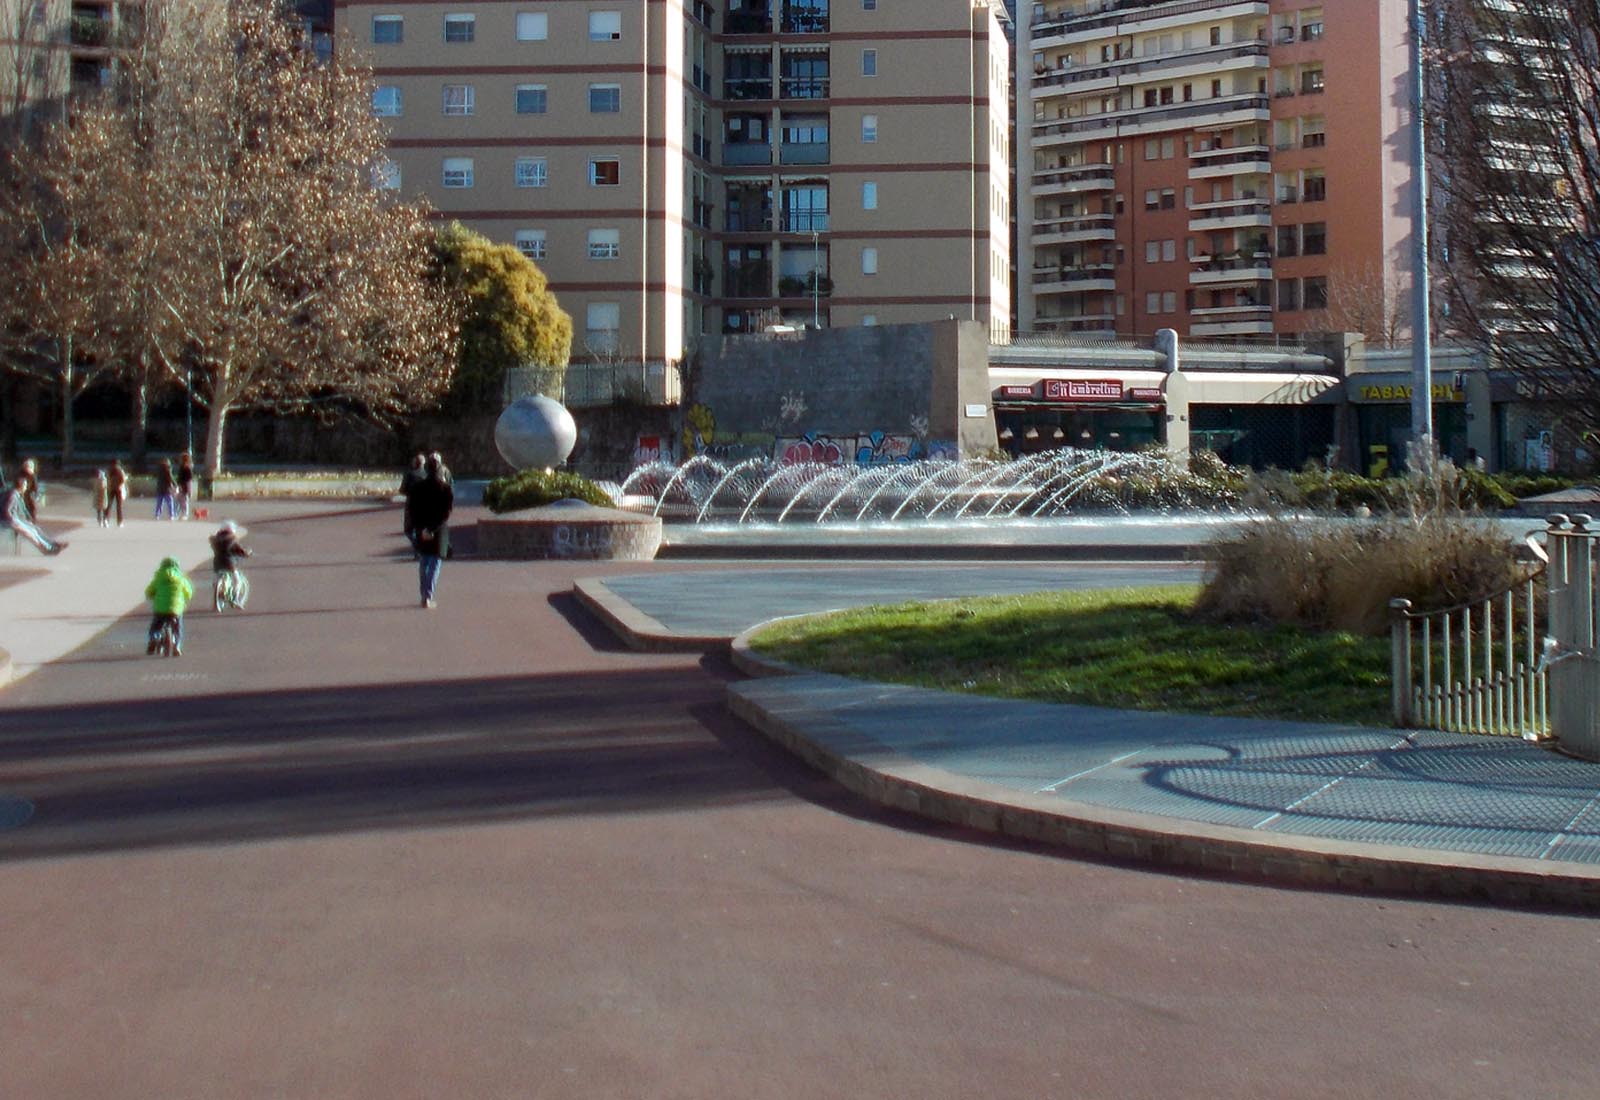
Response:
728,627,1600,910
571,578,732,653
657,542,1208,562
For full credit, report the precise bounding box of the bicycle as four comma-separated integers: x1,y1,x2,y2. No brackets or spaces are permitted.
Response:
151,617,180,658
213,569,249,612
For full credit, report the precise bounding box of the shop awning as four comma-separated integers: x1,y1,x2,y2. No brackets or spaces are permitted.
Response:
1178,370,1340,405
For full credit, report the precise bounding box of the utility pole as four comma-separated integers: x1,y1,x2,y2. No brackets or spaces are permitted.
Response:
1409,0,1434,469
811,228,820,327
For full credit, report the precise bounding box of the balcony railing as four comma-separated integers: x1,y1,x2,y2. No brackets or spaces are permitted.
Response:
779,211,828,233
780,77,829,99
725,77,773,100
1033,95,1269,141
1033,0,1268,42
725,8,772,34
779,141,829,164
1032,42,1267,94
723,141,773,166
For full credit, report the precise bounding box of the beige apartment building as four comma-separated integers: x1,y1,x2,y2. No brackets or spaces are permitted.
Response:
342,0,1012,396
1015,0,1414,341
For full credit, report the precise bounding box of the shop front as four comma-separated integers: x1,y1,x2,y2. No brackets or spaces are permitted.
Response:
991,374,1165,456
1348,375,1469,476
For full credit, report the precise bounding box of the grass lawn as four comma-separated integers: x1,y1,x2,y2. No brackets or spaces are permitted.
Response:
749,585,1393,727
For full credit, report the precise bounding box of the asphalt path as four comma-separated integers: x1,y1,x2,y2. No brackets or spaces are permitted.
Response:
1,502,1597,1099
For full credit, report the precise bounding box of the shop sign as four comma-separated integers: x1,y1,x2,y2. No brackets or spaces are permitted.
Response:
1127,387,1164,401
1356,382,1464,403
998,384,1035,398
1042,378,1123,402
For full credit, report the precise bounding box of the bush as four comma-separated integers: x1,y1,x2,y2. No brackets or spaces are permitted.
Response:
1196,512,1527,635
483,468,614,513
1492,472,1584,499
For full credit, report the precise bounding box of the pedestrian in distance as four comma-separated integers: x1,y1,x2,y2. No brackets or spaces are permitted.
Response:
409,453,453,609
176,452,196,520
19,458,40,522
93,470,111,527
399,452,426,554
144,556,193,656
153,458,177,521
1,474,65,555
107,459,128,526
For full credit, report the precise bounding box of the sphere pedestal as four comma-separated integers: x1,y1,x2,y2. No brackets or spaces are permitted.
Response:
477,500,662,561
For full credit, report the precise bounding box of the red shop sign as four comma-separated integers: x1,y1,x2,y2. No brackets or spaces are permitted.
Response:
1127,387,1164,401
998,384,1035,397
1042,378,1123,402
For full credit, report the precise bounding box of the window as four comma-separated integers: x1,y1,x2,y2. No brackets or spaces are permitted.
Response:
442,157,474,188
588,228,620,260
516,11,548,40
863,0,876,8
516,84,547,114
1160,137,1174,158
586,302,621,353
1144,139,1159,161
372,86,402,117
1209,25,1221,46
1276,225,1299,257
1304,276,1328,310
1302,222,1327,256
443,13,475,42
1278,278,1300,311
1144,189,1158,211
1210,78,1222,97
1301,69,1324,94
372,14,403,43
589,83,621,113
515,156,547,188
372,159,401,190
862,314,877,325
1162,239,1176,261
861,114,877,142
589,158,621,186
862,49,877,76
589,11,622,40
861,247,878,275
1303,173,1327,202
442,84,475,116
862,181,877,210
515,229,547,260
1160,188,1175,209
1162,291,1176,313
1145,292,1160,313
1145,240,1160,263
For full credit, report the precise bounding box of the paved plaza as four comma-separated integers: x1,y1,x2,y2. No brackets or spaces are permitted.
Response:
3,489,1599,1098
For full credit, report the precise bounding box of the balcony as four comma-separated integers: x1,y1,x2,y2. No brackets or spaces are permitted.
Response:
1188,144,1272,179
780,141,829,165
780,76,829,100
1031,164,1115,197
1032,264,1117,295
723,261,772,298
1032,94,1270,146
723,141,773,166
1031,212,1116,246
69,13,111,49
779,211,828,233
1188,199,1273,231
1188,256,1273,286
725,6,772,34
1031,42,1267,100
780,2,828,34
725,76,774,100
1032,0,1268,50
778,271,831,298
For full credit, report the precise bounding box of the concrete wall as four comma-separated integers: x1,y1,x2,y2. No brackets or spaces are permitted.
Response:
688,320,995,463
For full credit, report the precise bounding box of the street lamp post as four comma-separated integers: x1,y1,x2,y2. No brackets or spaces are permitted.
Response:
1409,0,1435,469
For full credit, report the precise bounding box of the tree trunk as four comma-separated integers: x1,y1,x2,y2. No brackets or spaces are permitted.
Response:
58,336,74,469
0,373,16,463
204,400,228,477
130,373,149,469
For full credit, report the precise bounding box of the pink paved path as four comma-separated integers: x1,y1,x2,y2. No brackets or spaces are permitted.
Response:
0,502,1596,1099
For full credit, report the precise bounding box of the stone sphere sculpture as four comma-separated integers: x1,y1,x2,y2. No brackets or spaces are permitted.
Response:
494,394,577,470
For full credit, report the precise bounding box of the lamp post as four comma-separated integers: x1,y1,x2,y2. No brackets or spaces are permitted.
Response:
1409,0,1434,470
811,228,821,328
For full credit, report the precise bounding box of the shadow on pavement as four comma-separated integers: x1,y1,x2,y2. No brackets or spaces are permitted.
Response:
0,668,789,862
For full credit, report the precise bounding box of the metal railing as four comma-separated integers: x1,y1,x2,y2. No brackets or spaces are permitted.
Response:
1389,535,1549,738
1540,515,1600,759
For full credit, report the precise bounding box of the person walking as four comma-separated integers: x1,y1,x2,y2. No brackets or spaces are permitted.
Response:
92,470,111,527
153,458,176,521
176,452,196,520
107,459,128,527
408,454,453,609
399,452,426,553
2,474,65,555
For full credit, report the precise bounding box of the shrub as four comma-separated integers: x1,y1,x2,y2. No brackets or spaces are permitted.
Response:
483,468,614,513
1196,512,1527,635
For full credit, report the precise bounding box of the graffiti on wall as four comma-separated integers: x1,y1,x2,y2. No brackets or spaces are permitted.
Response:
775,432,958,466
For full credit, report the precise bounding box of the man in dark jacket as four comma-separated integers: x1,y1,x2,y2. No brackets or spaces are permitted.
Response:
408,455,454,609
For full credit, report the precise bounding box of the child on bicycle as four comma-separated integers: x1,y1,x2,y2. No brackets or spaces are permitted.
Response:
145,556,194,656
210,520,252,607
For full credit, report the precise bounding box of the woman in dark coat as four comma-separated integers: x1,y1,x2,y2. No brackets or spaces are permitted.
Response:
408,455,454,609
399,453,426,551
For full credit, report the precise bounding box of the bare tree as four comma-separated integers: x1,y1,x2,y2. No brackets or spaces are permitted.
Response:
1431,0,1600,434
1323,260,1410,350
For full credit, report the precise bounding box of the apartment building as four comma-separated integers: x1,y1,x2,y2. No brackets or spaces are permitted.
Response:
1015,0,1414,341
345,0,1012,392
1,0,143,115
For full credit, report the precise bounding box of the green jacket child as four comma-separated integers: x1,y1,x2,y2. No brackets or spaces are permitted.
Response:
145,556,194,655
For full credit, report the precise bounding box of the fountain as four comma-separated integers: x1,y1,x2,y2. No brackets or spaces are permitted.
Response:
613,450,1248,559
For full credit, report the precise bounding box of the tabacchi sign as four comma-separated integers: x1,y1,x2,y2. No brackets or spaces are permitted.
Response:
1042,378,1123,402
